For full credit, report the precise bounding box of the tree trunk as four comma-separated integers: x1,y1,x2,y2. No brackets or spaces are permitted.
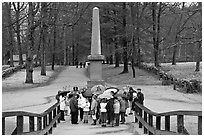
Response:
52,3,58,70
25,2,34,83
172,37,178,65
155,2,162,67
113,8,119,68
135,3,141,69
40,2,48,76
131,36,136,78
172,2,185,65
195,42,201,71
6,2,14,67
130,3,136,77
63,26,68,66
109,55,113,64
15,2,23,67
75,42,79,64
152,2,159,67
115,50,120,67
72,26,75,66
121,2,128,74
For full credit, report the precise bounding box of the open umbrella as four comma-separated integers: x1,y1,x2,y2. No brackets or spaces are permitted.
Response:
114,93,127,98
57,90,71,96
103,87,119,95
91,85,105,95
98,93,113,99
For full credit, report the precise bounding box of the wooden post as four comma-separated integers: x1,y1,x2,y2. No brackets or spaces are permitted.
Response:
17,116,23,134
37,117,42,131
49,112,53,134
148,114,153,135
53,108,57,127
29,116,35,132
177,115,184,134
165,116,170,131
156,116,161,130
198,116,202,135
43,115,48,135
2,118,5,135
57,105,61,123
139,108,142,128
144,111,147,134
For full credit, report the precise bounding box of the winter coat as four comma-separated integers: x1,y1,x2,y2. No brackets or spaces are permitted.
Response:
113,100,120,114
137,92,144,105
132,97,139,111
125,99,129,110
100,102,107,112
119,99,126,112
83,101,90,112
106,98,114,114
78,95,86,108
69,97,78,112
59,95,65,110
91,98,98,114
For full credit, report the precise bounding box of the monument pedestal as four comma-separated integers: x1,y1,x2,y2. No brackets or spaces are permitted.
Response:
85,80,105,96
85,55,105,96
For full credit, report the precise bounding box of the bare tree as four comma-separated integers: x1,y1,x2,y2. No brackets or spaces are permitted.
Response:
12,2,26,67
5,2,14,67
25,2,40,83
40,2,48,75
121,2,128,73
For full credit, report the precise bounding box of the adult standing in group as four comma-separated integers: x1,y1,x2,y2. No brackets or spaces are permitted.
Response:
106,97,114,127
136,88,144,105
91,94,98,125
59,92,66,121
132,88,144,122
78,93,86,121
128,87,135,115
113,97,120,126
118,97,126,124
69,94,79,124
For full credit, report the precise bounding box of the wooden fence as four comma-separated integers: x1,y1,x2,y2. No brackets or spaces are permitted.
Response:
2,102,61,135
134,102,202,135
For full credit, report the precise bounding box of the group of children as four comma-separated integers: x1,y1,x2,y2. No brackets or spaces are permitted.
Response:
56,86,144,127
90,94,129,127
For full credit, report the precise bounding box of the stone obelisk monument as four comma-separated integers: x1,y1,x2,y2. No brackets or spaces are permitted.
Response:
86,7,105,96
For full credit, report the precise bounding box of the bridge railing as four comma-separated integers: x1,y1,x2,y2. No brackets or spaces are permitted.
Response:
134,102,202,135
2,102,61,135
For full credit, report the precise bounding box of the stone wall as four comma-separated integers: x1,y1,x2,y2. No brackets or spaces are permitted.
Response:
2,64,26,79
140,63,202,93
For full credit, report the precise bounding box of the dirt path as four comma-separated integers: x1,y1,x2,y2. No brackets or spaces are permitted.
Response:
2,66,89,112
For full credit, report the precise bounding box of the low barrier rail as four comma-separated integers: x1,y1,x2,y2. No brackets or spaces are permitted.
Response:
2,102,61,135
134,102,202,135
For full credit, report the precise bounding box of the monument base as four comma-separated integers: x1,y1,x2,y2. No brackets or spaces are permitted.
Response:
84,80,105,97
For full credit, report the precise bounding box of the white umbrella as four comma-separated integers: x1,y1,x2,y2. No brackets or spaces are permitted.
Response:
91,85,105,95
103,87,119,95
98,93,113,99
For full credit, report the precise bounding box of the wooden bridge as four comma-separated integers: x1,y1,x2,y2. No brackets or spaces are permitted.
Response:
2,101,202,135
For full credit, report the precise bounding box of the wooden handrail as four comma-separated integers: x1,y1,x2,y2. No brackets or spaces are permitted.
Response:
135,102,202,117
2,101,59,118
2,101,60,135
134,102,202,135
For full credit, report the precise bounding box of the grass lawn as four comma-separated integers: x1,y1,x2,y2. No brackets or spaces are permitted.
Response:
103,62,202,86
2,65,65,92
103,64,162,86
160,62,202,81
